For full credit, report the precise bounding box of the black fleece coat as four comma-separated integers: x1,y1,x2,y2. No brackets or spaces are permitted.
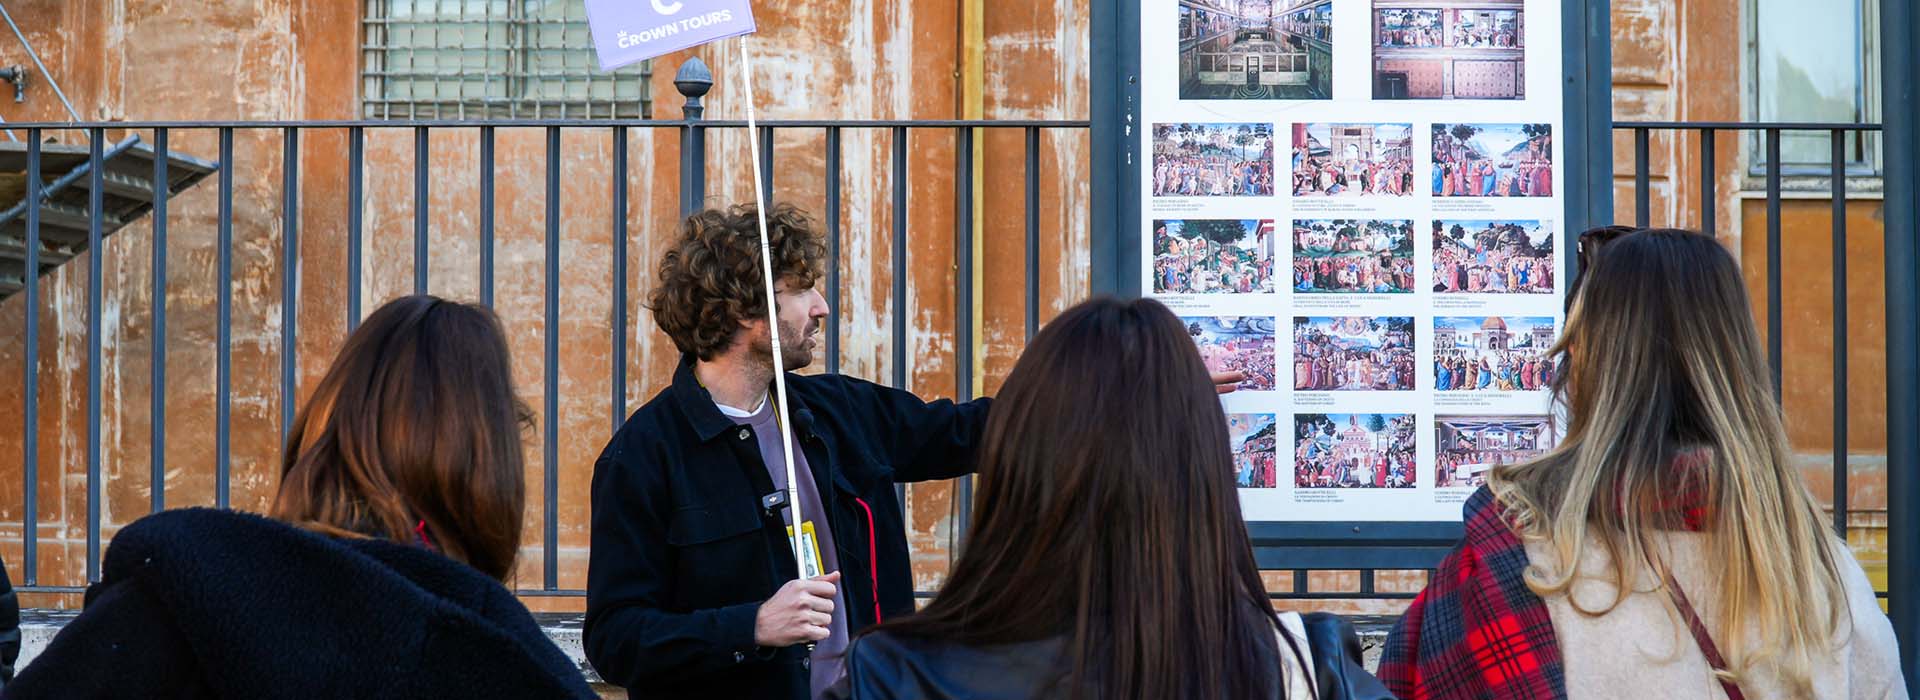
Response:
4,508,596,700
585,359,989,699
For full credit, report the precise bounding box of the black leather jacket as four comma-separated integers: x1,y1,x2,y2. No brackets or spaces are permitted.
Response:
827,613,1395,700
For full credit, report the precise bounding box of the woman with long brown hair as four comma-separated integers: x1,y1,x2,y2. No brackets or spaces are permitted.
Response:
10,296,595,699
1380,229,1905,700
827,297,1388,700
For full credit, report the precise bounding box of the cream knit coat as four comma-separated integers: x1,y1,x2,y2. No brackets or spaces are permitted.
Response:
1526,534,1907,700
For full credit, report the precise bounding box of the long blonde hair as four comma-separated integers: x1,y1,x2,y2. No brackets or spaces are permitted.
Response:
1490,229,1848,694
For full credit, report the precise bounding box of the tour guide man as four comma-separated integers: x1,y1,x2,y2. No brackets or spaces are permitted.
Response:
585,202,991,700
585,202,1240,699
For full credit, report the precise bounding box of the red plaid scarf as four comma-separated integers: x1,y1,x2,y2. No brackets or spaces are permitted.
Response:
1377,486,1565,700
1380,453,1713,700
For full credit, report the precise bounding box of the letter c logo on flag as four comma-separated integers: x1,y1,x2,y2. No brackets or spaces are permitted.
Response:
651,0,684,15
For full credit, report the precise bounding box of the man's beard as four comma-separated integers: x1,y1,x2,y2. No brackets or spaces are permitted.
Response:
750,318,815,372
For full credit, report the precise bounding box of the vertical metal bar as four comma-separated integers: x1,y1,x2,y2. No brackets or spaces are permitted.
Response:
612,126,628,431
544,126,561,590
415,126,429,295
1882,0,1920,678
1700,128,1717,235
1766,129,1783,402
826,127,842,375
283,128,300,447
480,125,495,308
892,126,908,509
954,126,975,542
1292,568,1308,595
1360,569,1376,596
1025,127,1040,341
758,126,774,207
151,128,169,513
349,127,364,330
892,126,908,390
680,122,706,216
1832,129,1850,537
956,126,974,400
22,131,38,584
218,128,233,509
86,127,103,582
1633,127,1650,228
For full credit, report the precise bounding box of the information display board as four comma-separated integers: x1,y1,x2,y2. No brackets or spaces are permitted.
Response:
1141,0,1567,523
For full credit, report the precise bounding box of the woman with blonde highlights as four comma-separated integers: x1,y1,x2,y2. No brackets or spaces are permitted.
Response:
1380,229,1905,700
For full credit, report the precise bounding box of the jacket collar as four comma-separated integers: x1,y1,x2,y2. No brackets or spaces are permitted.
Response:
670,354,814,443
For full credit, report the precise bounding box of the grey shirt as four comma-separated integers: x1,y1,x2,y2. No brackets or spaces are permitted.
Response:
719,397,849,700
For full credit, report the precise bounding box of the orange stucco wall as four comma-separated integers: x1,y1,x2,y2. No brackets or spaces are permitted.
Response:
0,0,1090,609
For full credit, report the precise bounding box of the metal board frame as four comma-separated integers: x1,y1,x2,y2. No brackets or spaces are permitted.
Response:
1091,0,1614,569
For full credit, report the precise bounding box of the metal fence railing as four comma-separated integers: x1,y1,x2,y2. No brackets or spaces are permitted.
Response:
1616,120,1895,603
3,79,1905,618
4,64,1088,598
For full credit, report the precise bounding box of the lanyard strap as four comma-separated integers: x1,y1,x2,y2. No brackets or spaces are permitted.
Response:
1661,570,1747,700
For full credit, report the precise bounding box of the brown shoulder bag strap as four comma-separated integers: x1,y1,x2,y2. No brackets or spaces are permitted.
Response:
1661,570,1747,700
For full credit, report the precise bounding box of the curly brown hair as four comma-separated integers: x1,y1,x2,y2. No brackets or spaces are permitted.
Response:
648,202,827,361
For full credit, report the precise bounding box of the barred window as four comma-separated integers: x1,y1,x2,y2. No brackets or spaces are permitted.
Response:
361,0,652,119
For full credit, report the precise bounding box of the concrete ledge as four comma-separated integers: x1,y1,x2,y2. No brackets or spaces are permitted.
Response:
15,609,1396,692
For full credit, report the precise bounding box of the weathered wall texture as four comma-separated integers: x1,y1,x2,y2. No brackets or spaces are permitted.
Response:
0,0,1090,610
1611,0,1889,521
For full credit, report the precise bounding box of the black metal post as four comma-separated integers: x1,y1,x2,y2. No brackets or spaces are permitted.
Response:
349,126,364,329
480,125,495,309
892,125,908,510
217,128,233,509
1879,0,1919,683
759,126,774,207
86,127,103,582
1561,0,1614,258
676,58,712,217
415,126,429,295
544,126,561,591
892,127,908,390
826,127,842,375
1832,130,1850,537
1633,128,1650,227
1700,128,1716,235
151,128,168,513
22,131,38,585
1091,0,1141,296
283,128,300,446
955,126,975,542
612,126,628,431
1025,127,1041,341
1766,129,1783,403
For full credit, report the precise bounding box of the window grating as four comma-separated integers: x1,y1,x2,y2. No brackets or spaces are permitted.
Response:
361,0,653,119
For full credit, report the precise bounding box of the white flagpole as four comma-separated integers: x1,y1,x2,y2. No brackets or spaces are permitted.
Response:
737,37,810,575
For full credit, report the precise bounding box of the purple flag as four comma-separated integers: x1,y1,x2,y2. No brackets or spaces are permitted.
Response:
584,0,758,71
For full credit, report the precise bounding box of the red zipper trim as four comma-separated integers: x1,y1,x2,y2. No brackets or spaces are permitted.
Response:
852,497,883,623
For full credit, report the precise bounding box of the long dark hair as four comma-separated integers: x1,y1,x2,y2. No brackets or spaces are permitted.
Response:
869,297,1281,698
271,295,531,581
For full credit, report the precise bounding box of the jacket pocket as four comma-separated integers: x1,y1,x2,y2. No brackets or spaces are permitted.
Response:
832,459,891,499
666,503,762,546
